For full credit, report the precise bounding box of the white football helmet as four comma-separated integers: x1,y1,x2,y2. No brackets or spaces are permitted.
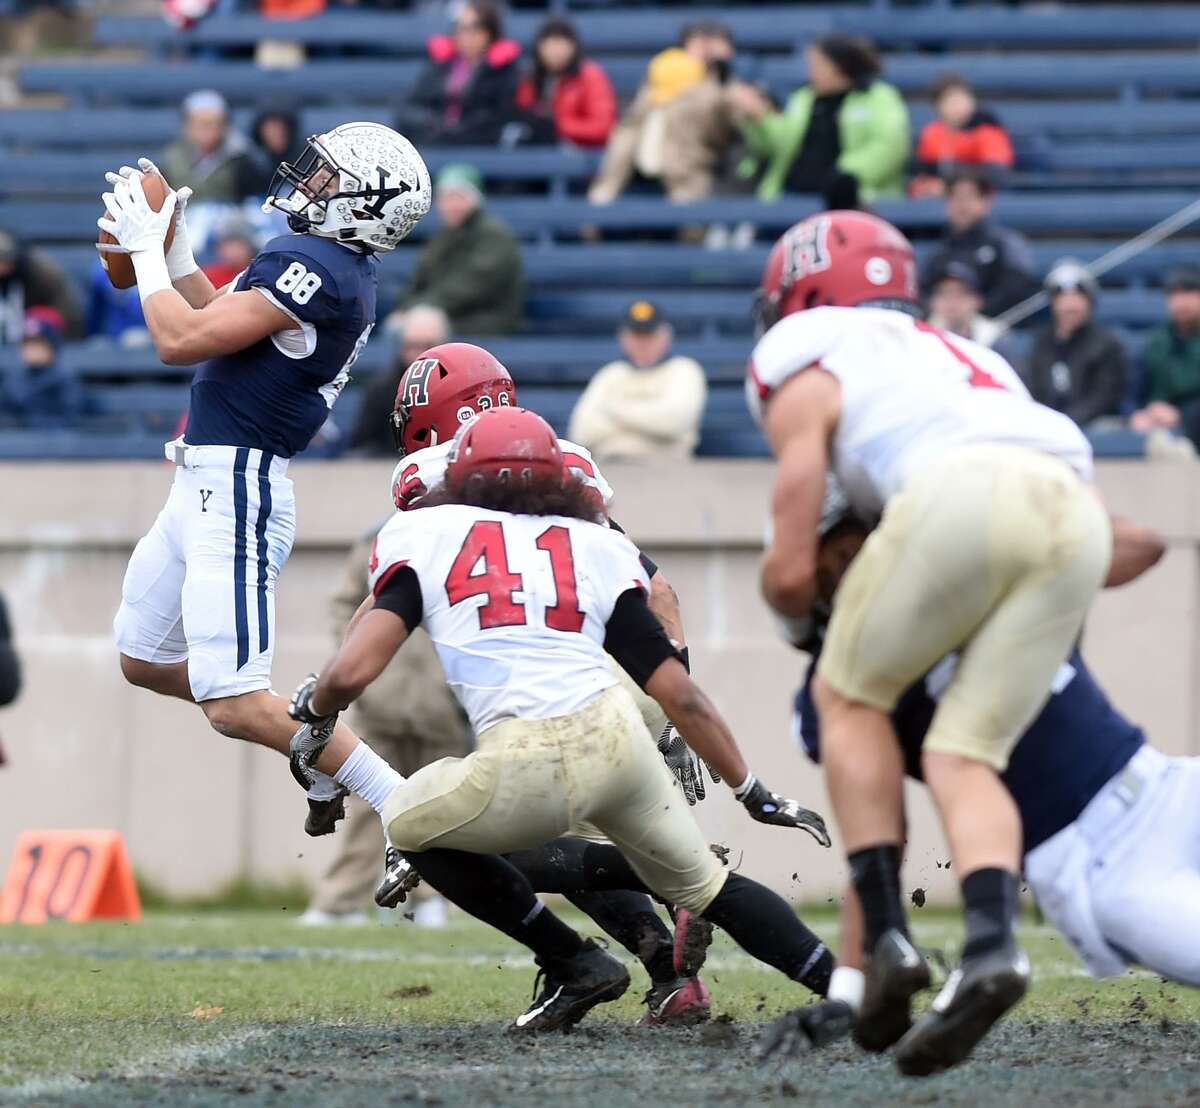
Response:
264,121,431,253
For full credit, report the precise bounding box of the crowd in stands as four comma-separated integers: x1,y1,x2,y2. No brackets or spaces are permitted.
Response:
3,3,1200,463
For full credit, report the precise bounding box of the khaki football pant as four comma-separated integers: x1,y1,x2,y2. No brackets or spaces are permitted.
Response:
818,444,1112,771
381,686,728,913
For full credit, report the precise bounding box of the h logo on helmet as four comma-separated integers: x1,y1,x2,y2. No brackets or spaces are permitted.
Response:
784,216,832,285
404,358,438,408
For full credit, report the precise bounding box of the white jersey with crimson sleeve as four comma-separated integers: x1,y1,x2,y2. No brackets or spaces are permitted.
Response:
367,504,649,735
390,438,614,512
747,305,1093,518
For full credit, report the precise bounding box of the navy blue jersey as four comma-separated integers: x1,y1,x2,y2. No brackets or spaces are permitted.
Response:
187,234,377,458
796,649,1144,852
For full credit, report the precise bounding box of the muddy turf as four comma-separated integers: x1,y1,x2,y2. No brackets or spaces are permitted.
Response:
2,908,1198,1107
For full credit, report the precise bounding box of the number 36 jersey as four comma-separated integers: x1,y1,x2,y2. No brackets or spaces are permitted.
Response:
747,305,1093,519
187,234,377,458
368,504,649,735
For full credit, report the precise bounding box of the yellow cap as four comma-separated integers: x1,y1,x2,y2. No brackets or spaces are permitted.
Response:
646,48,706,106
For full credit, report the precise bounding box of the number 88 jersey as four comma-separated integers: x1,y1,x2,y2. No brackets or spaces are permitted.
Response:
186,233,377,458
368,503,649,735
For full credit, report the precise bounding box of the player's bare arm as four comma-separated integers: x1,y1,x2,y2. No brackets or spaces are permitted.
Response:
647,571,686,646
141,287,295,366
760,368,841,618
1106,515,1165,587
643,655,830,845
308,607,411,716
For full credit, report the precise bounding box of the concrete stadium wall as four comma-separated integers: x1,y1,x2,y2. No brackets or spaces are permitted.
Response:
1,459,1197,909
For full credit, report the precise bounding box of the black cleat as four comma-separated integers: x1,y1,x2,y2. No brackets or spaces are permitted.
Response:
510,939,630,1033
894,942,1030,1077
853,929,932,1053
375,846,421,909
304,789,348,837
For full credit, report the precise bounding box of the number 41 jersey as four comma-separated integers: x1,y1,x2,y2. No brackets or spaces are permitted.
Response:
747,305,1093,519
368,504,649,735
187,233,377,458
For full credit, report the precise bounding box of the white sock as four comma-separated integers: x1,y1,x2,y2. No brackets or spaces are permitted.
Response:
334,742,405,813
306,770,342,802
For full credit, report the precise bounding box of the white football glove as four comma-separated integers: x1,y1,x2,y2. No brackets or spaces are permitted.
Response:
97,173,177,256
101,159,198,279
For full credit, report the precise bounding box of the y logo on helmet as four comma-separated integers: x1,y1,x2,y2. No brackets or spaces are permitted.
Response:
783,217,832,285
361,165,414,220
404,358,438,408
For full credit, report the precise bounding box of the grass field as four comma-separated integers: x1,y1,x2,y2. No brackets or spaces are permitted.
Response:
2,906,1198,1107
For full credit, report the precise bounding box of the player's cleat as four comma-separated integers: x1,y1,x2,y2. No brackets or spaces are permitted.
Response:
894,941,1030,1077
639,975,711,1027
853,929,932,1053
375,846,421,909
672,907,714,978
288,719,337,791
509,939,630,1033
304,789,348,837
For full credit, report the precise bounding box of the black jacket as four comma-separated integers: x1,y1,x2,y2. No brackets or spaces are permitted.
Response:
922,218,1040,318
399,36,522,145
1023,319,1128,427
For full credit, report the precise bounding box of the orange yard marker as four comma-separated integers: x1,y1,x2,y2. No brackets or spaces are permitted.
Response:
0,830,142,923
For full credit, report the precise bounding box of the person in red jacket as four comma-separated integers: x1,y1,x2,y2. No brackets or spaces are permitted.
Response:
910,72,1014,198
514,17,616,148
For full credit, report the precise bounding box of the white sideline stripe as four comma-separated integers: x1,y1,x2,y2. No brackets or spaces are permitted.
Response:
0,940,1154,981
6,1027,271,1101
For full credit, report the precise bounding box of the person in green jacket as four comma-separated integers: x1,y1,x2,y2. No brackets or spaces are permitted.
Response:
730,34,909,204
399,164,525,336
1131,267,1200,448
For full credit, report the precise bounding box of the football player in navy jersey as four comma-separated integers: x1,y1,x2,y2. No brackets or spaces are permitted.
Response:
759,495,1200,1068
100,123,433,832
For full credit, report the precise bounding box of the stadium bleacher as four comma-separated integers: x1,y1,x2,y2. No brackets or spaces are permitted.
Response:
3,1,1200,460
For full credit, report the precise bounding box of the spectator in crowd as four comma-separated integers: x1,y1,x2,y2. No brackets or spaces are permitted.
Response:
397,0,521,146
160,90,257,205
86,260,146,343
399,165,524,335
1022,260,1127,430
910,72,1015,198
300,528,471,928
513,17,617,148
926,262,1003,348
201,220,259,289
242,106,302,196
588,22,738,205
729,33,909,206
0,229,83,343
1131,267,1200,446
567,300,707,462
349,305,451,457
0,591,19,768
0,309,84,428
921,170,1039,317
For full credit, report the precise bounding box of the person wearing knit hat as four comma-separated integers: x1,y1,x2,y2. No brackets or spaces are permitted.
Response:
1022,257,1127,430
399,163,524,334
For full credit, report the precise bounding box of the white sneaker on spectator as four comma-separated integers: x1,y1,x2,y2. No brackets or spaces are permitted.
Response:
297,908,370,928
731,221,756,250
1145,428,1197,461
411,896,450,929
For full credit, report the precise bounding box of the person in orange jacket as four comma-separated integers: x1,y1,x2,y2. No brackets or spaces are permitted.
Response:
910,72,1014,198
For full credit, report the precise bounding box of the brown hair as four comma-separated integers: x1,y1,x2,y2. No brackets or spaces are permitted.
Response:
418,470,606,522
931,71,973,103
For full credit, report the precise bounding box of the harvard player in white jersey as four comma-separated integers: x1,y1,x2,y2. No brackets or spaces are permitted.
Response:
288,408,836,1032
748,211,1115,1076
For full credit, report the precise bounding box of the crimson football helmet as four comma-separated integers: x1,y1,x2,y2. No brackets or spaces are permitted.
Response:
754,210,918,334
390,342,515,456
446,407,563,486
